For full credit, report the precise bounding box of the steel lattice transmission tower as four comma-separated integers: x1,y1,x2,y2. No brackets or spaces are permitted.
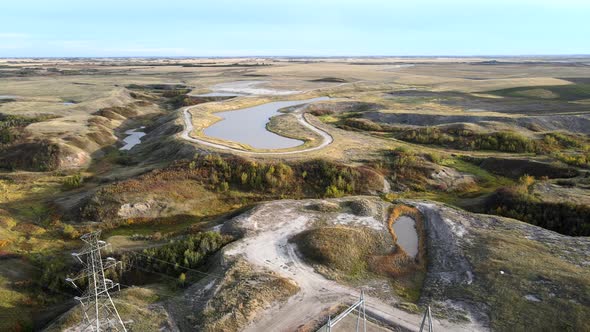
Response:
66,231,127,332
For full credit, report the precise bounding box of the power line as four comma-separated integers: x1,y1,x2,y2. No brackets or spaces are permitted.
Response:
117,247,222,279
125,261,195,283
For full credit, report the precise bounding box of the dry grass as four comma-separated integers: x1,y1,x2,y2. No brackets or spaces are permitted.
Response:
464,223,590,331
293,226,391,281
45,286,172,332
197,258,299,332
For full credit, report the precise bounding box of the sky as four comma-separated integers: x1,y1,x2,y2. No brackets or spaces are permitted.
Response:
1,0,589,57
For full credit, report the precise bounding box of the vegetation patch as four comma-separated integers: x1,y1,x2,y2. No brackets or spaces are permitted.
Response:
292,226,391,281
0,113,65,171
490,83,590,101
121,231,233,285
82,154,384,223
126,83,210,108
468,156,578,179
309,77,349,83
483,175,590,236
196,258,299,331
0,140,62,171
463,219,590,331
45,286,172,332
293,205,427,302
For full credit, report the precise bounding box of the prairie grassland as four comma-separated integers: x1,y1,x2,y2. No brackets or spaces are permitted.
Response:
1,57,590,330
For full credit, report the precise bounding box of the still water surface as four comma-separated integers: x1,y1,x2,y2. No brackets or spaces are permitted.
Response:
203,97,328,149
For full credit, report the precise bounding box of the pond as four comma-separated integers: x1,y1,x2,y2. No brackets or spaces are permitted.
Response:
204,80,299,96
120,127,146,150
203,97,328,150
393,216,419,258
192,92,244,97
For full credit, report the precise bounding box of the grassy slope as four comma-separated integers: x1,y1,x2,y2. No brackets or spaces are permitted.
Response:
466,220,590,331
490,84,590,101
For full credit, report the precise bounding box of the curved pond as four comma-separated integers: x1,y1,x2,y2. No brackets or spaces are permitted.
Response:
393,216,419,258
203,97,328,150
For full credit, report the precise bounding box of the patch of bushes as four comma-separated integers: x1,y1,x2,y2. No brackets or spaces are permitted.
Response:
124,154,381,197
395,127,539,153
0,140,61,171
123,231,232,278
342,118,384,131
491,83,590,101
124,83,206,109
468,156,578,179
553,151,590,168
485,184,590,236
0,113,57,145
377,147,432,192
83,154,385,222
30,254,77,295
63,173,83,189
308,108,334,116
543,132,585,149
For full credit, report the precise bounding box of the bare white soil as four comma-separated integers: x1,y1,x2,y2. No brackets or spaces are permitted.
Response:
222,199,484,332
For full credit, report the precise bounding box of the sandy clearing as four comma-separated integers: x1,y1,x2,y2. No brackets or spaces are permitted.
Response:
223,200,483,332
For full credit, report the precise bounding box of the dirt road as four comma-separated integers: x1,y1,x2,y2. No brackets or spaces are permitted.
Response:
223,199,483,332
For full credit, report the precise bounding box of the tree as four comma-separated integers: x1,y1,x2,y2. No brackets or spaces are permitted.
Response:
62,224,79,239
518,174,535,194
178,273,186,287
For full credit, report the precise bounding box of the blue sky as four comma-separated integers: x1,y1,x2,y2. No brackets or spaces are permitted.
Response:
1,0,589,57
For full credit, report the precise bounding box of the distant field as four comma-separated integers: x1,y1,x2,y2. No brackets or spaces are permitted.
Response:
490,83,590,101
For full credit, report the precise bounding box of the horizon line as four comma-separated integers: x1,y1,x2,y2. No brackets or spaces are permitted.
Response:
1,54,590,59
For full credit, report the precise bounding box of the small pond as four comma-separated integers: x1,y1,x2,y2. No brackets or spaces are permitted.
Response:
393,216,419,258
203,97,328,150
120,127,146,151
192,92,244,97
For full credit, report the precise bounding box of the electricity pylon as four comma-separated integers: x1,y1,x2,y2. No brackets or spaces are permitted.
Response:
66,231,127,332
419,305,434,332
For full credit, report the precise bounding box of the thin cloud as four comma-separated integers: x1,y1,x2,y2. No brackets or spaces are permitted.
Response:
0,32,29,38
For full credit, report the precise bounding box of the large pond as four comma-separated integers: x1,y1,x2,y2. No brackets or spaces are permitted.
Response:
203,97,328,150
393,216,419,258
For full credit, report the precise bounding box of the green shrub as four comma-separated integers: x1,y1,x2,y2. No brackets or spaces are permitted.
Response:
485,188,590,236
63,173,83,188
126,231,233,277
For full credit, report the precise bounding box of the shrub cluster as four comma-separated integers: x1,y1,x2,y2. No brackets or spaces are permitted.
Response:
485,184,590,236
